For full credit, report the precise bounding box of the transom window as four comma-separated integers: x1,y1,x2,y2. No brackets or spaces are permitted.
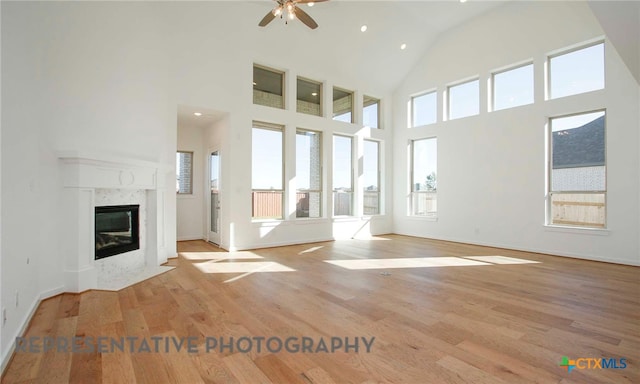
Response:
253,65,285,109
448,79,479,120
548,42,604,99
363,95,380,129
333,87,354,123
493,63,534,111
297,77,322,116
411,91,437,127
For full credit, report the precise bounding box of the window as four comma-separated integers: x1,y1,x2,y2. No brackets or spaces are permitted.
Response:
549,42,604,99
448,79,479,120
411,91,437,127
297,77,322,116
363,96,380,128
296,129,322,218
253,65,285,109
493,63,534,111
333,87,354,123
176,151,193,194
411,138,437,217
252,122,284,220
548,111,606,228
363,140,380,215
333,135,353,216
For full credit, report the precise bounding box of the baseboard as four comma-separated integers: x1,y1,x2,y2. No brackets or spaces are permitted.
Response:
1,296,39,375
1,285,67,376
394,231,640,266
234,236,335,251
177,235,204,242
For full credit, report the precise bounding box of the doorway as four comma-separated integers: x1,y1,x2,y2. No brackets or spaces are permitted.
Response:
208,150,221,245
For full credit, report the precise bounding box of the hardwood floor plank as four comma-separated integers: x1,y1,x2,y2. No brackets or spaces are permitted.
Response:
2,235,638,384
223,353,273,384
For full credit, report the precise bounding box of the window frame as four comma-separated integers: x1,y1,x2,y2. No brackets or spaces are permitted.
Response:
363,95,381,129
253,64,286,109
547,40,605,100
295,128,323,219
251,121,285,221
296,76,323,117
410,137,437,218
547,109,607,229
363,139,381,216
491,61,534,112
332,134,355,217
447,78,480,121
176,151,194,195
410,90,437,128
332,86,354,123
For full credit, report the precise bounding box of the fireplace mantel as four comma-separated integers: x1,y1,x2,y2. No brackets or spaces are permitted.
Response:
57,150,160,190
57,151,171,292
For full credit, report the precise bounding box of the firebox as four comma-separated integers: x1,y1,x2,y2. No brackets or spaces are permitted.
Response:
95,205,140,260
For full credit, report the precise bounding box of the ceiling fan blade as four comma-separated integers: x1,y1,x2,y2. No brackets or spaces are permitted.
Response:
294,6,318,29
259,11,276,27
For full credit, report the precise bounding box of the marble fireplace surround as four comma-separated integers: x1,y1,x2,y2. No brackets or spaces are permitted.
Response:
58,151,173,292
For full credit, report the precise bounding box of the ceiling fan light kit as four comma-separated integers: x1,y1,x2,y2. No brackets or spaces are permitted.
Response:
259,0,329,30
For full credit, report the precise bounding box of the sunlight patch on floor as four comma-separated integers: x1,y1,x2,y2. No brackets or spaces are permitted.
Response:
194,261,295,274
464,256,540,264
299,246,324,254
180,251,265,261
324,255,539,270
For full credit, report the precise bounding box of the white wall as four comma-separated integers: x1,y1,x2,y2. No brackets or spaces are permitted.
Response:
0,0,3,370
1,1,395,366
1,1,177,366
392,1,640,265
177,124,205,241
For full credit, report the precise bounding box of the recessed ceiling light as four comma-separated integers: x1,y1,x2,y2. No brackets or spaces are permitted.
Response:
360,25,368,32
460,0,468,3
311,92,318,96
308,2,314,6
194,112,202,116
400,43,407,50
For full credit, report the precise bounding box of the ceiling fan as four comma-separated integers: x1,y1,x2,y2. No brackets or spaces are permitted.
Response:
259,0,329,30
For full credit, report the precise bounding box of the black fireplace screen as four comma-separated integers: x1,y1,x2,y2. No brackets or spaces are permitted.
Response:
95,205,140,259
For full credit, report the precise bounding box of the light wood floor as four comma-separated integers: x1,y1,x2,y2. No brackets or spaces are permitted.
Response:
2,235,639,383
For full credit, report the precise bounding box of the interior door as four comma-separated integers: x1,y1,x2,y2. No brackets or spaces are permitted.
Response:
208,150,221,245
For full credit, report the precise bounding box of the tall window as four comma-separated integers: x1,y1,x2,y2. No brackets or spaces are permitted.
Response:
549,42,604,99
411,91,437,127
333,87,354,123
176,151,193,194
363,140,380,215
333,135,353,216
549,111,606,228
252,122,284,220
253,65,285,109
493,63,534,111
448,79,479,120
363,96,380,129
296,129,322,218
297,77,322,116
411,138,437,217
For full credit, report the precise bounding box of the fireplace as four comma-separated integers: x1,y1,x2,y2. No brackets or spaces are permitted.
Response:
95,205,140,260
